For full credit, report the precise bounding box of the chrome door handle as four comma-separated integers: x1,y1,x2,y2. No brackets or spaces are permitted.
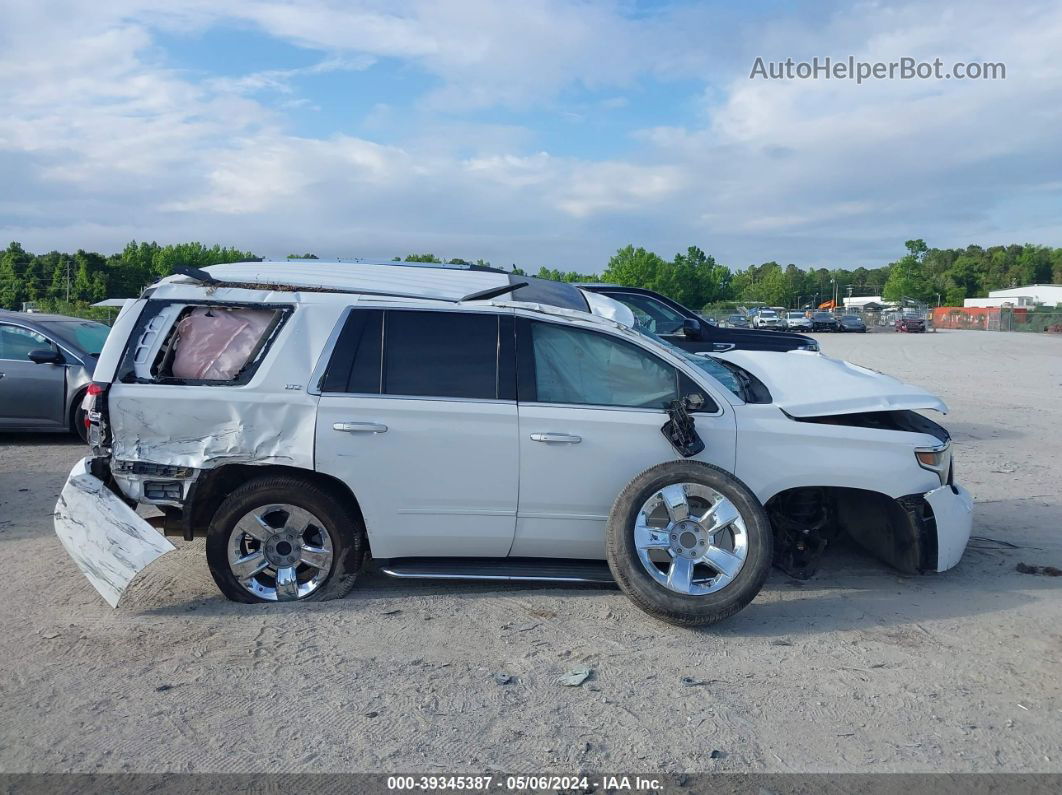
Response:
530,432,581,444
333,422,388,433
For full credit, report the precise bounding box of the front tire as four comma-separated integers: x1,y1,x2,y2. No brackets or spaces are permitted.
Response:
70,390,89,443
205,475,366,604
606,461,772,627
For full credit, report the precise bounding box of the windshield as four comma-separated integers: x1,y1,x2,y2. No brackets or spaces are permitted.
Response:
633,327,743,398
760,311,777,318
787,312,804,319
41,320,110,355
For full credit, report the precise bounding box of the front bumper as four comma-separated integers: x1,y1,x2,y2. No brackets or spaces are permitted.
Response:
926,483,973,571
54,457,175,607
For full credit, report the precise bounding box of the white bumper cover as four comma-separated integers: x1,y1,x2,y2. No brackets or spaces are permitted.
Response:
926,483,973,571
54,457,175,607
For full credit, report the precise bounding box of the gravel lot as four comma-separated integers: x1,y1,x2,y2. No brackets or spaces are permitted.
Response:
1,329,1060,774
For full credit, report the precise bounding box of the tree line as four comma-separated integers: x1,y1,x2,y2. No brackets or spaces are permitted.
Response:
2,238,1061,314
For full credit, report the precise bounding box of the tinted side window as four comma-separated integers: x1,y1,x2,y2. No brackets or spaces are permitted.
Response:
384,311,499,399
530,321,680,409
320,309,383,394
611,294,686,334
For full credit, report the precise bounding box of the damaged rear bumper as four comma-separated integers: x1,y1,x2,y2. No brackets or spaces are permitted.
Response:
54,457,175,607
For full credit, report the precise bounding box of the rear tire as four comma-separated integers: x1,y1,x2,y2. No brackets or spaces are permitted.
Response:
606,460,772,627
206,475,366,604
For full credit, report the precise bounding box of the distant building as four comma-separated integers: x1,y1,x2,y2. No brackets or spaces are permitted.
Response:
964,284,1062,308
842,295,885,310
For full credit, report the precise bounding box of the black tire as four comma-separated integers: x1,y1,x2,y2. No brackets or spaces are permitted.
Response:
70,390,89,443
605,460,772,627
205,475,367,604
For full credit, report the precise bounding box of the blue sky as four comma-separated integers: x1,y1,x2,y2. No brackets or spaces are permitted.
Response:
2,0,1061,270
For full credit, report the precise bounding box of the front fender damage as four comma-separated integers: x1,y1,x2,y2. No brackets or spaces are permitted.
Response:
54,457,175,607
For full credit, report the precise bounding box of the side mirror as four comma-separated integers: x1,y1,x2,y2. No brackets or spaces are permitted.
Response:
28,349,64,365
681,318,701,338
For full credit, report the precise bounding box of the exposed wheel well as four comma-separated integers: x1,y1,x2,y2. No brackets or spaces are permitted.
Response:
765,486,930,577
177,464,368,551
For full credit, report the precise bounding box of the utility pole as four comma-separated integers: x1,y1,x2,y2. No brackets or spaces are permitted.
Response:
64,258,71,302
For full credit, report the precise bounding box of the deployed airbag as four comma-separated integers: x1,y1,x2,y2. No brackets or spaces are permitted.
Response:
533,322,677,408
170,307,274,380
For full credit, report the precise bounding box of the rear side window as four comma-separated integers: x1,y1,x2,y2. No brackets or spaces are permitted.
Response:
322,309,505,400
118,302,289,385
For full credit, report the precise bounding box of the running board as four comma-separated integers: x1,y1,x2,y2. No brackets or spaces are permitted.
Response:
377,557,615,584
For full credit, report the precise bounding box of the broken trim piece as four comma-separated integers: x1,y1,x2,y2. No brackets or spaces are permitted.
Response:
54,457,175,607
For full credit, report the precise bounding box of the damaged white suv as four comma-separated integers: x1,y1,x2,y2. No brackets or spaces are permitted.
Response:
55,261,973,626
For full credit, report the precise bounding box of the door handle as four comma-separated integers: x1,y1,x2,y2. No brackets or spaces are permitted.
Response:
333,422,388,434
530,432,581,444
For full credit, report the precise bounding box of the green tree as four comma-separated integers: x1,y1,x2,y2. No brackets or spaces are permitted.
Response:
884,253,932,302
601,245,667,290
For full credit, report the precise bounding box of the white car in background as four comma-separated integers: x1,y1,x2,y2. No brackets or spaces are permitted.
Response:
751,309,781,329
54,261,972,626
784,311,812,330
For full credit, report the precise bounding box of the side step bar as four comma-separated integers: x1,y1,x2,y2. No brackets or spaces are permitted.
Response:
377,557,616,584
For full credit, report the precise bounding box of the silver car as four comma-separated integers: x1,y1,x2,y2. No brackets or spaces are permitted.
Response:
0,311,110,441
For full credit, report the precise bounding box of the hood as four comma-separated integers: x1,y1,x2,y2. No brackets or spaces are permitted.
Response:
710,349,948,416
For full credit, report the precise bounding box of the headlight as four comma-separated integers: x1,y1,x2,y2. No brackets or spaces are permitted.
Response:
915,443,951,485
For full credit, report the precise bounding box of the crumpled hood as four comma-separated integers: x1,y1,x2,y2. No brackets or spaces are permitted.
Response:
710,349,948,416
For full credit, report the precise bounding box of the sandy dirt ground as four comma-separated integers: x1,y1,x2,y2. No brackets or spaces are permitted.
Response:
0,329,1060,774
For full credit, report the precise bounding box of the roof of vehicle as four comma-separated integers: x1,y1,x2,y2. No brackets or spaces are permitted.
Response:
0,310,103,324
173,261,594,313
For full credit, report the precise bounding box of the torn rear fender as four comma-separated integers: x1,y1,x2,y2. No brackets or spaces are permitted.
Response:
54,457,175,607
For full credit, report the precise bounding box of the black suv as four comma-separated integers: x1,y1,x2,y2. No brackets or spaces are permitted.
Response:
579,285,818,353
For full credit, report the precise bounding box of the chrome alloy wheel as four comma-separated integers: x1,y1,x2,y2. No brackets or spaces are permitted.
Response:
226,504,334,601
633,483,748,595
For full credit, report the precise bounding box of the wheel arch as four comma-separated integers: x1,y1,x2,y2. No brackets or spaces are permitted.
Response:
179,463,368,550
765,485,934,576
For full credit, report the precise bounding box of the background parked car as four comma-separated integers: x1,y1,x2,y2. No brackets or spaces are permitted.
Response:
725,314,750,328
579,285,817,352
838,315,867,333
896,315,926,333
810,311,840,332
0,311,110,441
783,311,812,330
751,309,782,329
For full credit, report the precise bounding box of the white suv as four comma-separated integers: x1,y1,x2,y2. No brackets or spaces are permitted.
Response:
55,262,972,626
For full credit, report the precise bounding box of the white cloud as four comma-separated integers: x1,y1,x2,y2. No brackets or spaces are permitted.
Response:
1,0,1061,268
